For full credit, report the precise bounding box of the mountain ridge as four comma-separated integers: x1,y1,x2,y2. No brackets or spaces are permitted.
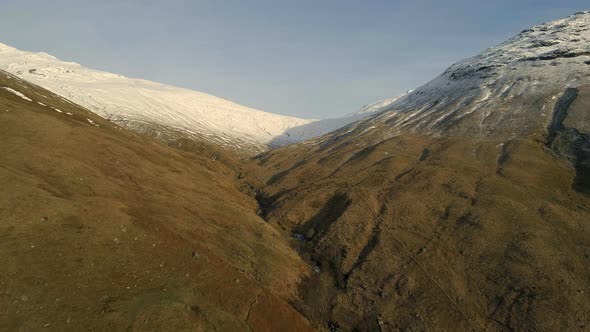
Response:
0,41,314,152
0,42,409,153
315,11,590,144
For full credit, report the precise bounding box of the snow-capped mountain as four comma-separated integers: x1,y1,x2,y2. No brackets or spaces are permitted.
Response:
0,42,416,152
272,94,407,146
0,42,315,152
325,11,590,142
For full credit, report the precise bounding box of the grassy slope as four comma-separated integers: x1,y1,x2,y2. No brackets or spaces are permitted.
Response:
0,70,313,331
246,129,590,330
4,62,590,331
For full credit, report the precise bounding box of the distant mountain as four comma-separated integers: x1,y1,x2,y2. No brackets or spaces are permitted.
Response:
0,42,419,152
0,42,314,152
273,94,407,146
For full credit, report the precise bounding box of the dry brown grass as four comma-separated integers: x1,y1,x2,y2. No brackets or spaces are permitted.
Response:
246,131,590,331
0,71,313,331
3,67,590,331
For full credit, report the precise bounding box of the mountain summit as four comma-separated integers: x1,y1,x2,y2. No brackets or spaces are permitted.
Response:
335,11,590,141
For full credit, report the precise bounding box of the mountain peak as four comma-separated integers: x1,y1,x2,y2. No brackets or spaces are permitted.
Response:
477,10,590,64
339,11,590,142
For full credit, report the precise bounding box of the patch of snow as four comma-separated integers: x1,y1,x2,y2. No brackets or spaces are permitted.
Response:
476,88,492,103
1,86,32,101
86,118,99,127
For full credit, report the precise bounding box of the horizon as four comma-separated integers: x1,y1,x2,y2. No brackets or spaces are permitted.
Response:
0,1,588,119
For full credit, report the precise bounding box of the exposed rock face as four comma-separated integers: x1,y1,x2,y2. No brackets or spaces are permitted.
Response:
545,87,590,193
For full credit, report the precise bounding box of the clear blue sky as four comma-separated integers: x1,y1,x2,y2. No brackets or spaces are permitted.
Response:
0,1,588,118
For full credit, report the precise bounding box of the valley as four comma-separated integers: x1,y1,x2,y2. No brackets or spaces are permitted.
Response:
1,10,590,332
245,132,590,331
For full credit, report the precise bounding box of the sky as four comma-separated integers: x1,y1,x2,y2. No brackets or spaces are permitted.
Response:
0,1,589,119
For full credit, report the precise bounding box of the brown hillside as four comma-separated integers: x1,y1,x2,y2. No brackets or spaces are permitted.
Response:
0,70,313,331
245,130,590,331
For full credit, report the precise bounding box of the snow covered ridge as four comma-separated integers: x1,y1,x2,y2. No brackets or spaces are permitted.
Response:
0,42,411,151
0,42,316,151
274,94,406,146
331,11,590,141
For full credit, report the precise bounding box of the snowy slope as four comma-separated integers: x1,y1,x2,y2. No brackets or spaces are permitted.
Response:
0,42,315,151
321,11,590,143
272,94,406,146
